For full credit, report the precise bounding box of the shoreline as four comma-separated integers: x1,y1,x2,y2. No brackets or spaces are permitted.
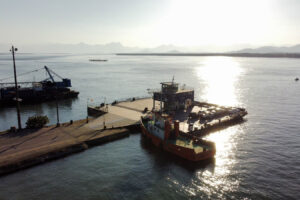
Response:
0,118,138,177
116,52,300,59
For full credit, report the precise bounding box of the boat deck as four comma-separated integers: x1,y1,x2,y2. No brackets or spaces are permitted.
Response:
170,138,204,153
171,102,246,134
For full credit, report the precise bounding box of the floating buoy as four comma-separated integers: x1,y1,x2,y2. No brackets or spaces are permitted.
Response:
295,77,299,81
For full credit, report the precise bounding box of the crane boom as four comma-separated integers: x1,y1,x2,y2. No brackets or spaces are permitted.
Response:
44,66,55,83
49,68,63,80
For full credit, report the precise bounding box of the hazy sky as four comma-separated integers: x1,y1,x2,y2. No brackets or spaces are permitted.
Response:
1,0,300,47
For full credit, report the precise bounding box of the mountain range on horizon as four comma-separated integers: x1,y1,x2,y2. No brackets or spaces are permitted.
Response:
231,44,300,54
1,42,300,54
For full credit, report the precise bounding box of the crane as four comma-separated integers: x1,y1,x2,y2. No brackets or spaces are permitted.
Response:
42,66,71,88
0,66,71,88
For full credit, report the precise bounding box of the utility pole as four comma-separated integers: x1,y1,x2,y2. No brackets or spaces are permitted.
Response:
56,95,60,127
10,46,22,130
55,79,60,127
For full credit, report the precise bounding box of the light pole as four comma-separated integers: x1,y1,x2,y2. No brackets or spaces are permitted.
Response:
10,45,22,130
56,94,60,127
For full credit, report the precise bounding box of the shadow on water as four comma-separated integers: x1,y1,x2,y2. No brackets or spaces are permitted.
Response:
43,97,79,108
139,136,215,173
0,97,78,111
198,118,247,138
0,98,79,131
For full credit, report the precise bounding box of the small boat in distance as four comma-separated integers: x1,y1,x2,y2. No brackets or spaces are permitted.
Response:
89,59,108,62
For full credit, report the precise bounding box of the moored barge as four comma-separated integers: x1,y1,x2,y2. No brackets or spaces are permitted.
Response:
0,66,79,106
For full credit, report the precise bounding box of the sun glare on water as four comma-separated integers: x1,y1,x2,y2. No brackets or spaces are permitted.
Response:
199,125,243,197
166,57,245,197
196,57,243,106
194,57,244,196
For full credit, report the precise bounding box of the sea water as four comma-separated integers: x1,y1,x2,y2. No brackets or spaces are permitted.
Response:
0,54,299,199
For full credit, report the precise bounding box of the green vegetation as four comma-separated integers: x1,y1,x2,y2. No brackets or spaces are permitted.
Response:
26,115,49,129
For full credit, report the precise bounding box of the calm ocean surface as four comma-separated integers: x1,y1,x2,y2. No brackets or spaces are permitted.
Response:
0,54,299,199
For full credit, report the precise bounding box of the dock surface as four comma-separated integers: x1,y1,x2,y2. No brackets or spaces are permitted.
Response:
0,98,154,176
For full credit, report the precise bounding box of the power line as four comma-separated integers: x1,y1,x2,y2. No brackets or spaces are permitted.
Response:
0,67,44,82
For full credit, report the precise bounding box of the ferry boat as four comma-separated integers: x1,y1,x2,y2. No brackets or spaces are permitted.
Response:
140,81,247,161
141,113,216,161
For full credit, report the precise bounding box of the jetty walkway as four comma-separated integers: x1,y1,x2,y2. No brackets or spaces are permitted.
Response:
0,98,154,176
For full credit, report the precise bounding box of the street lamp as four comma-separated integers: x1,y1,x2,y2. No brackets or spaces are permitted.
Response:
10,45,22,130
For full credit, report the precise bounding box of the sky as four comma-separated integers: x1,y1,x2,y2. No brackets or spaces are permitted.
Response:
1,0,300,49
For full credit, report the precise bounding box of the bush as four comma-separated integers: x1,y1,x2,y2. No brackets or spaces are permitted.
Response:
26,115,49,129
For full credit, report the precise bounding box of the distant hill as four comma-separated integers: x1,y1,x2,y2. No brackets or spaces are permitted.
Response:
232,44,300,53
1,42,300,54
0,42,140,54
0,43,186,54
138,44,179,53
116,44,300,58
0,42,232,54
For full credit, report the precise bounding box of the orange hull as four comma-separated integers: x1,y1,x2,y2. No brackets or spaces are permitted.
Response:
140,122,215,162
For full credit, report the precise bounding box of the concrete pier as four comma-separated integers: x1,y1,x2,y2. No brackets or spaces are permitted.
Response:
0,98,154,176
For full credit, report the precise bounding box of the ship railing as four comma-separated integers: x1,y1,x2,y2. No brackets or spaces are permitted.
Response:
112,95,152,104
146,88,161,94
178,84,194,91
87,99,107,108
87,95,152,107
